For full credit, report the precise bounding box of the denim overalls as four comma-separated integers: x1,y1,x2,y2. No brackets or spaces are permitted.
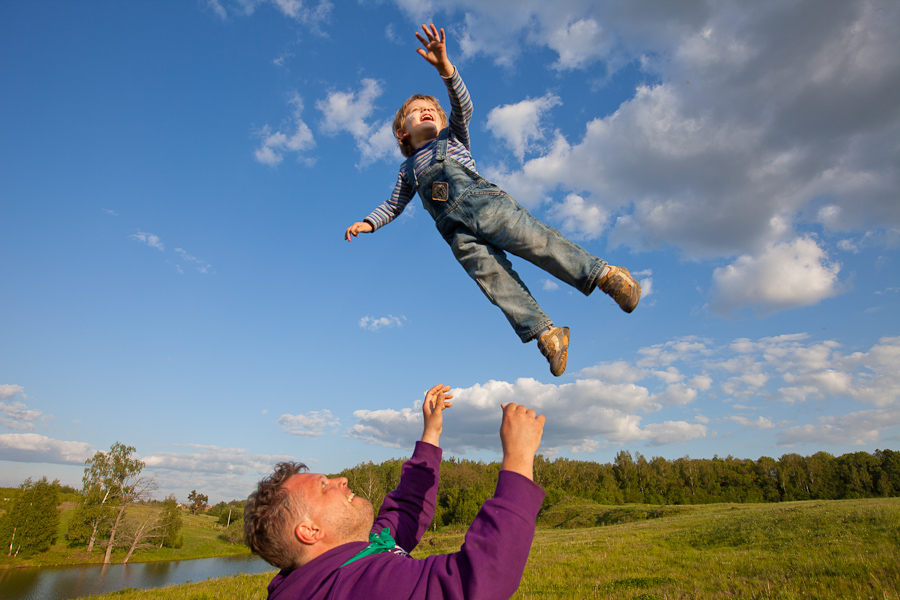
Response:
408,129,608,343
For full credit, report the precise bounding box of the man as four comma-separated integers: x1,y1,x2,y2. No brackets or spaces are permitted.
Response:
244,383,546,599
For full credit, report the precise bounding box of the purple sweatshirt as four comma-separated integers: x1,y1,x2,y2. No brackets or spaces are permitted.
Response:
267,442,545,600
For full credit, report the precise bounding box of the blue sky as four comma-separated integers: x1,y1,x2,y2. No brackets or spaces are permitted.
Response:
1,0,898,504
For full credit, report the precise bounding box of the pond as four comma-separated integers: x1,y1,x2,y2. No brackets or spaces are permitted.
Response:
0,554,275,600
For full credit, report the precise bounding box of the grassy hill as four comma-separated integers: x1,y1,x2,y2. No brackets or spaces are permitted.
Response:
77,497,899,599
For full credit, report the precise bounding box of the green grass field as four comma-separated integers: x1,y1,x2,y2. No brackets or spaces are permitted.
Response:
76,497,899,600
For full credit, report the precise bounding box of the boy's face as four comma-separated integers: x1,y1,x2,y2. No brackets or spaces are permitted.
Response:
398,98,442,150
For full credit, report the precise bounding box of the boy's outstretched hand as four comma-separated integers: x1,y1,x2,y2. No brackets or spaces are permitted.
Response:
344,221,373,241
415,24,454,78
421,383,453,447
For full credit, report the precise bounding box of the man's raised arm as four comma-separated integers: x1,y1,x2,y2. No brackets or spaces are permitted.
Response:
372,384,453,552
499,402,545,481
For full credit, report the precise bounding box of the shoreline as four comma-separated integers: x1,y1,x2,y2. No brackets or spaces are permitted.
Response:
0,547,253,570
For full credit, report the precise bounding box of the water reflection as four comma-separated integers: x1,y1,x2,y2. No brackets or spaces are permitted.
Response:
0,554,275,600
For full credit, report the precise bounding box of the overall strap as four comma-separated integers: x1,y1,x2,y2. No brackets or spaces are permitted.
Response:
435,127,449,162
405,128,450,191
405,154,417,190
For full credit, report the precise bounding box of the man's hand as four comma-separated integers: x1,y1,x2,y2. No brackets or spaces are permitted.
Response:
499,403,545,481
415,24,454,78
421,383,453,447
344,221,373,241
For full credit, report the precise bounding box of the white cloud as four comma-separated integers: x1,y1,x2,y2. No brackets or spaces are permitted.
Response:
316,79,401,166
689,375,712,391
653,367,684,385
226,0,332,24
318,79,380,138
143,444,293,475
348,335,900,454
546,193,608,241
384,23,403,44
142,443,298,502
636,336,713,368
541,279,559,291
272,0,332,22
255,93,316,166
128,233,213,276
0,386,46,432
725,415,775,430
638,276,653,301
485,93,561,161
130,231,165,251
836,336,900,407
777,408,900,446
0,433,95,465
278,409,340,437
204,0,228,20
0,385,25,400
454,0,900,262
546,18,612,71
348,378,677,454
641,421,707,446
0,401,43,431
578,360,647,384
175,248,212,274
359,315,406,331
349,406,422,449
653,383,697,406
392,0,437,25
710,237,841,315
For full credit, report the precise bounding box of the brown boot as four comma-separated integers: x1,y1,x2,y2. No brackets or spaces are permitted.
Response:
599,266,641,313
538,326,569,377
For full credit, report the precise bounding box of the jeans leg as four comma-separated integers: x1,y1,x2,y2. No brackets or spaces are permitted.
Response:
468,189,607,295
450,228,552,342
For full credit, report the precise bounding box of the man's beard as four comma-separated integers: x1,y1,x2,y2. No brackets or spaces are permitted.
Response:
328,497,375,544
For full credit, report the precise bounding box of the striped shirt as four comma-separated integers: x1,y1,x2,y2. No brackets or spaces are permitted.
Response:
365,68,477,231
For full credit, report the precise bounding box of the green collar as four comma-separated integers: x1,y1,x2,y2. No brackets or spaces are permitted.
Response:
340,528,399,567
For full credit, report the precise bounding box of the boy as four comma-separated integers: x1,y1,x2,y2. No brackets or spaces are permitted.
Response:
345,25,640,377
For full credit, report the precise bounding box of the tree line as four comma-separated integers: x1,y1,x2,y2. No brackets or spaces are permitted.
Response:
0,441,251,563
4,445,897,559
1,442,183,562
337,448,900,528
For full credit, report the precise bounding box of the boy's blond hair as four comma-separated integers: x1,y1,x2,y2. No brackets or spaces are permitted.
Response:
392,94,448,158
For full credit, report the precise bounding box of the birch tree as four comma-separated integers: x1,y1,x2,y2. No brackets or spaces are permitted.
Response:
103,470,157,564
0,477,61,558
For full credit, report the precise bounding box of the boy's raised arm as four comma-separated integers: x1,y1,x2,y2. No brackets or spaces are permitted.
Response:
415,24,454,78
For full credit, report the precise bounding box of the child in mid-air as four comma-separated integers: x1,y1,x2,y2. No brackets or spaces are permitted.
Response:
345,24,640,377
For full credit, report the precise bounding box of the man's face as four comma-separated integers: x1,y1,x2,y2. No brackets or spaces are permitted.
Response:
399,99,442,149
286,473,374,544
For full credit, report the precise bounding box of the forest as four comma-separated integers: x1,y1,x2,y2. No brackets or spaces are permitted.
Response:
3,446,897,561
337,448,900,527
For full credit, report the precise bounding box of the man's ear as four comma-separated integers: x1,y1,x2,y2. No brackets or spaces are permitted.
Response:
295,519,324,545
